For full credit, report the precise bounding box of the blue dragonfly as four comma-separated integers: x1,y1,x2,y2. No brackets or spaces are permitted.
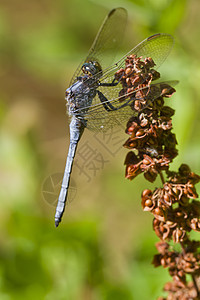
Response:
55,7,176,227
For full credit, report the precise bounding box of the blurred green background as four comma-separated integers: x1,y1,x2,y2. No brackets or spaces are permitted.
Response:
1,0,200,299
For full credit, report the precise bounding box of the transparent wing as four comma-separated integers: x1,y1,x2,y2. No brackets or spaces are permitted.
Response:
83,80,178,131
121,33,174,69
70,7,127,86
73,33,175,131
98,33,174,90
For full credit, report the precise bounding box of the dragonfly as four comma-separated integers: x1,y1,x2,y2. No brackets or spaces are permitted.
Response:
55,7,176,227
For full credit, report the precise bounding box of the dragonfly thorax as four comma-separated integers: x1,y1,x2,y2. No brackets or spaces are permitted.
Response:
65,77,97,120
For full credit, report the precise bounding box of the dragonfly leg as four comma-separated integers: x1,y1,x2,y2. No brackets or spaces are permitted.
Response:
97,90,117,111
97,90,133,112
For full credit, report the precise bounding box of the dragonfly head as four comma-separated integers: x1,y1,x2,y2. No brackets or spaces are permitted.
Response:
81,60,102,77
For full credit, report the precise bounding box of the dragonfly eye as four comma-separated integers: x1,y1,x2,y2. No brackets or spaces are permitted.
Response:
82,61,102,77
92,61,102,73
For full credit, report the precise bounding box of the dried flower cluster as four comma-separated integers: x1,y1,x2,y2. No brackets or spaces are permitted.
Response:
116,55,200,299
115,55,177,183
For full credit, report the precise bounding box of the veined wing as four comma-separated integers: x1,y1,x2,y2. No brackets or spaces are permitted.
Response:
99,33,174,83
70,7,127,86
96,33,174,96
119,33,174,69
73,34,174,113
79,33,174,92
81,80,179,131
73,33,175,130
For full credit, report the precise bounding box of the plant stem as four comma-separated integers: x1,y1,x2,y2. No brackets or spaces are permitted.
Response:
192,275,200,298
159,171,165,185
180,241,186,255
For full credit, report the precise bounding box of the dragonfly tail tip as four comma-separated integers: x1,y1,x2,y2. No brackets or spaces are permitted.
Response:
55,220,60,228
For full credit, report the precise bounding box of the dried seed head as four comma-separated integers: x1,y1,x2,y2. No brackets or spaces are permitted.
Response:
125,67,133,75
142,189,152,197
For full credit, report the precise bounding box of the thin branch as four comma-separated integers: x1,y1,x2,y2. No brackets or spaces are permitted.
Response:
192,275,200,298
159,171,165,185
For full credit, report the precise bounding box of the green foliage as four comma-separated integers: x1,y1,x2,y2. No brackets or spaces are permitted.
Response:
0,0,199,299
